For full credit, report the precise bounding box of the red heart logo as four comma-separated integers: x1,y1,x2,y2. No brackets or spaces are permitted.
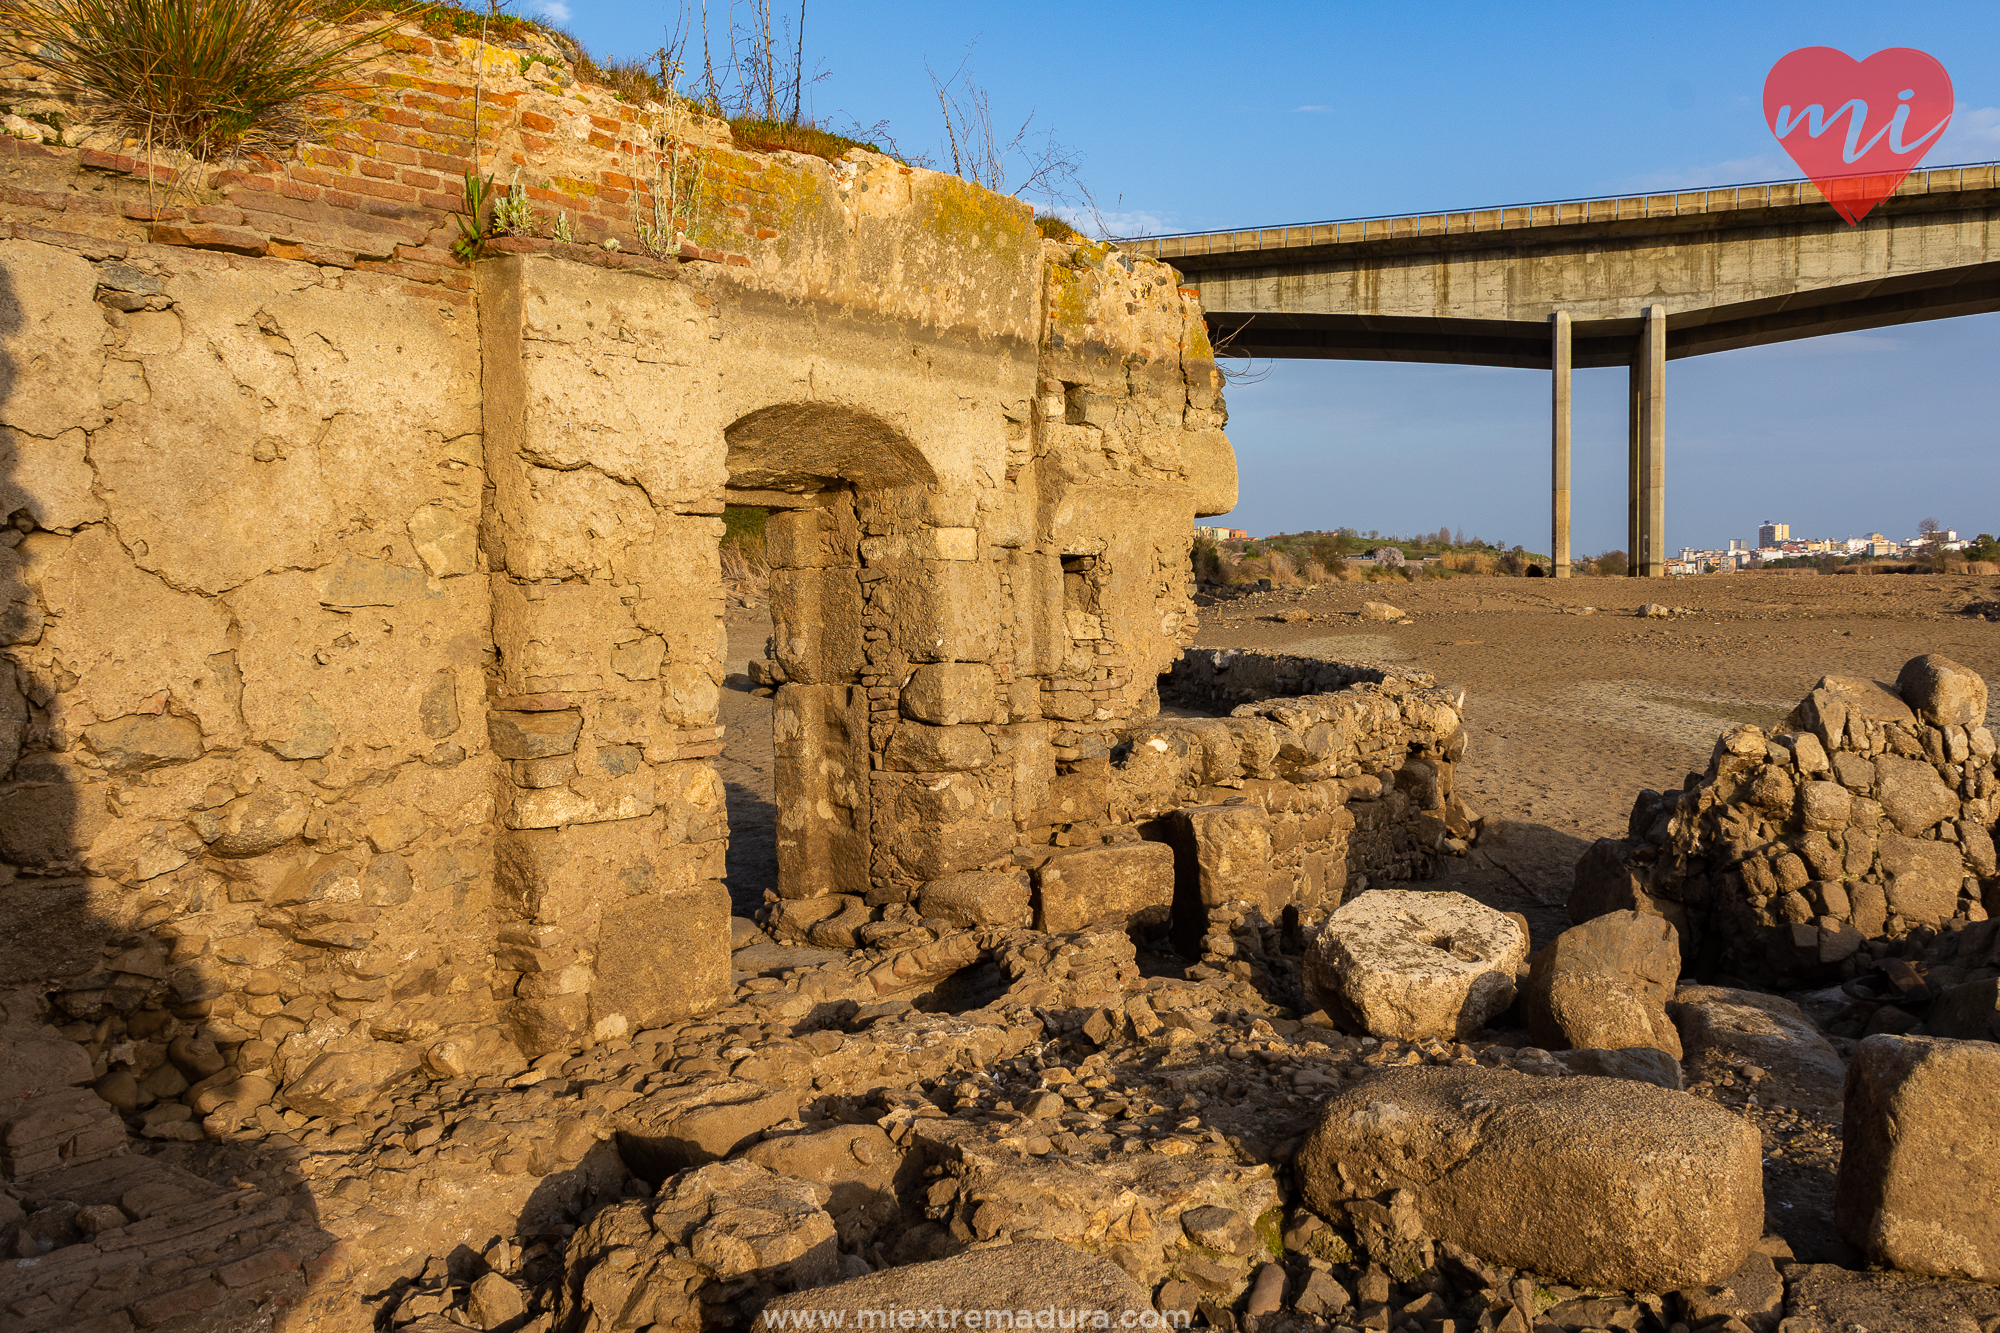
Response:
1763,46,1953,225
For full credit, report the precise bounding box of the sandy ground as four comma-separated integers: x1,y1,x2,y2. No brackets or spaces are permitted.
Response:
718,605,778,916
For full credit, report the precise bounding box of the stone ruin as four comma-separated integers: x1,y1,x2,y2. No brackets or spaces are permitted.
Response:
1574,653,1997,985
0,18,1995,1333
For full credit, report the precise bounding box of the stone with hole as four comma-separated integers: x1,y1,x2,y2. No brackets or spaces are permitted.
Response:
1305,890,1528,1040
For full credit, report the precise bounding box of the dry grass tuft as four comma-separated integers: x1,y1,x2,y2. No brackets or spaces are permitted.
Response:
2,0,410,160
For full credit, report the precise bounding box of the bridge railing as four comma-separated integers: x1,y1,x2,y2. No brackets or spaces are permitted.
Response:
1125,160,2000,259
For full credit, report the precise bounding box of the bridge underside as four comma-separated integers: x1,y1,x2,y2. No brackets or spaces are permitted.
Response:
1206,260,2000,368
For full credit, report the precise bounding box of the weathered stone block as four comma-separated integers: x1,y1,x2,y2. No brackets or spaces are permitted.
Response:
774,684,870,898
1524,911,1682,1057
881,559,1000,664
1876,833,1963,926
764,504,859,570
1182,428,1237,517
889,818,1013,883
1838,1034,2000,1281
1928,977,2000,1041
591,882,729,1038
1670,985,1847,1118
487,708,581,759
918,871,1032,928
1873,756,1960,835
494,814,667,924
1297,1066,1763,1291
491,581,623,693
612,1074,800,1181
1800,779,1852,831
280,1041,421,1118
209,786,309,858
1173,803,1272,907
883,722,992,772
771,566,865,684
1034,842,1174,932
1008,549,1064,678
1306,890,1527,1040
900,663,996,725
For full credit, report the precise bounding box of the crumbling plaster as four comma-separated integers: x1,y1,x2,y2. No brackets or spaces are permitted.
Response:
0,151,1243,1085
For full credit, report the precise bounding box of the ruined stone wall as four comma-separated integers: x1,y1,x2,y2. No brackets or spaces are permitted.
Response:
0,21,1241,1109
1574,656,1998,986
0,238,509,1115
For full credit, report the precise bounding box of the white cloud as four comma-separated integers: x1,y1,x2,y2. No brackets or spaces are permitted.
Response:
1047,205,1179,240
1293,105,1331,114
535,0,572,21
1933,105,2000,164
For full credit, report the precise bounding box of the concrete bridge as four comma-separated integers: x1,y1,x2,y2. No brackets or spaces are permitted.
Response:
1128,163,2000,576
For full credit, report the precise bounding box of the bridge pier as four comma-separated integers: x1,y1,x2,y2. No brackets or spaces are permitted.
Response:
1550,311,1571,578
1628,304,1666,577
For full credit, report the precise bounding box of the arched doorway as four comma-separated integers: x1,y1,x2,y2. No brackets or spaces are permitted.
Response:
718,403,937,906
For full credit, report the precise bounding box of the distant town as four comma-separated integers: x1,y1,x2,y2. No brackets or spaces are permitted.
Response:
1667,521,1995,575
1191,520,1998,580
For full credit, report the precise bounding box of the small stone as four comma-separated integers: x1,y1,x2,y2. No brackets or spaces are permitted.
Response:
467,1272,525,1329
1246,1262,1286,1315
1180,1205,1256,1256
74,1203,129,1235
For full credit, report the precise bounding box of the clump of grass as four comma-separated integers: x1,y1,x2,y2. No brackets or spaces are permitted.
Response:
726,116,879,161
1,0,413,160
1034,213,1080,242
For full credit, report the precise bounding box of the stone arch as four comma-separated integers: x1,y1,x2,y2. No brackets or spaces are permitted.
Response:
720,402,931,907
723,402,936,494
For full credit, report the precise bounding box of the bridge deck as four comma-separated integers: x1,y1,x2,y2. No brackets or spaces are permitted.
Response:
1127,163,2000,267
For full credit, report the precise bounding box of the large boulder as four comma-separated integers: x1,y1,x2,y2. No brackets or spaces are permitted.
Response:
758,1240,1153,1326
1305,890,1527,1040
1296,1065,1763,1290
1896,655,1989,728
1669,985,1846,1119
1523,911,1682,1057
1837,1034,2000,1281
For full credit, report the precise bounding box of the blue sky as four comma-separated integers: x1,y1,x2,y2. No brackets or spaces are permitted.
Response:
548,0,2000,554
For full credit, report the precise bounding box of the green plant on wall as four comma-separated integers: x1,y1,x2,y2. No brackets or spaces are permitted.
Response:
0,0,418,167
491,170,535,234
634,51,707,259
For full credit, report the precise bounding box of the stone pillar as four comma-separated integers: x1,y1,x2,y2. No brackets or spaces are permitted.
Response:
1638,304,1667,578
766,499,871,900
1550,311,1572,579
478,257,730,1057
1626,351,1641,574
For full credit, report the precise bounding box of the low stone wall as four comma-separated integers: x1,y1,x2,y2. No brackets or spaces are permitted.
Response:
1574,655,1997,985
1159,646,1399,713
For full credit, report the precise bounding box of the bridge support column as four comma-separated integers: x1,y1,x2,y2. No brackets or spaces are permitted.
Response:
1550,311,1571,578
1628,304,1666,577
